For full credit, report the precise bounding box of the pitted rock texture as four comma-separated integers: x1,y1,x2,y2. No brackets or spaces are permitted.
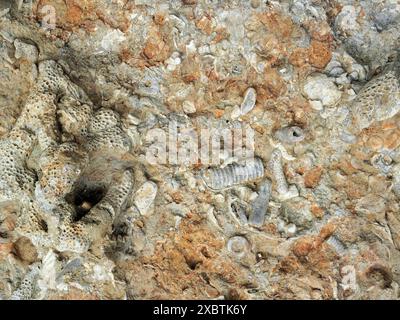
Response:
0,0,400,300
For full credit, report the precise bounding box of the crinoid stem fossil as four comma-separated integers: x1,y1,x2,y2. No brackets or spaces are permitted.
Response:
201,157,264,190
269,148,299,201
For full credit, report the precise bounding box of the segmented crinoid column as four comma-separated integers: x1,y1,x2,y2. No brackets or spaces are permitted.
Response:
351,58,400,132
201,158,264,190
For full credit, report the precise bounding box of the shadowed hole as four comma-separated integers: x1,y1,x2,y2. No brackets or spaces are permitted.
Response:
66,182,107,222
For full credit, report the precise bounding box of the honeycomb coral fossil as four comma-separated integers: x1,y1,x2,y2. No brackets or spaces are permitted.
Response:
10,266,40,300
351,58,400,131
0,128,36,201
13,60,89,150
0,59,137,255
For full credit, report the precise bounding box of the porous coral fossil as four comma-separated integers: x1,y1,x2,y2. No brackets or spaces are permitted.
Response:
351,56,400,132
0,60,136,256
0,128,36,201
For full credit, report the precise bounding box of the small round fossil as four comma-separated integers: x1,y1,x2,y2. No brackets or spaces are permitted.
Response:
275,126,305,144
227,236,250,259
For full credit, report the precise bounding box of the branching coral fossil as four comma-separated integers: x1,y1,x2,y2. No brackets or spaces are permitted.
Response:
0,60,136,254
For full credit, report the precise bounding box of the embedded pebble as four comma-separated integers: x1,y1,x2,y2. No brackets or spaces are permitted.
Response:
303,74,342,107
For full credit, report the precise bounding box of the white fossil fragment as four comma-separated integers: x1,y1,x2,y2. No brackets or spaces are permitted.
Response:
249,179,272,226
10,266,40,300
182,101,196,114
37,250,57,299
13,39,38,63
326,236,346,256
286,223,297,237
134,181,158,216
227,236,250,259
269,149,299,201
268,137,296,161
240,87,257,115
100,29,126,53
309,100,323,111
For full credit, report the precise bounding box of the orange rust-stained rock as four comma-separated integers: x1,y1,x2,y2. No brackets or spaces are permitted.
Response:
182,0,197,5
0,242,13,261
65,1,84,26
309,40,332,69
304,166,323,188
311,203,324,218
305,20,334,43
171,192,184,204
153,12,167,26
383,130,400,150
37,0,95,30
142,27,171,64
116,214,249,299
257,11,294,40
276,255,302,273
292,236,315,257
196,16,213,35
333,159,358,175
263,67,287,98
318,223,337,241
212,27,229,44
180,56,201,83
365,135,384,151
289,48,310,68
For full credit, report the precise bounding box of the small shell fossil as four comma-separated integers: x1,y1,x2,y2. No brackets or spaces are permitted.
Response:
370,153,393,173
240,87,256,115
201,158,264,190
274,126,305,144
229,198,249,225
227,236,250,259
